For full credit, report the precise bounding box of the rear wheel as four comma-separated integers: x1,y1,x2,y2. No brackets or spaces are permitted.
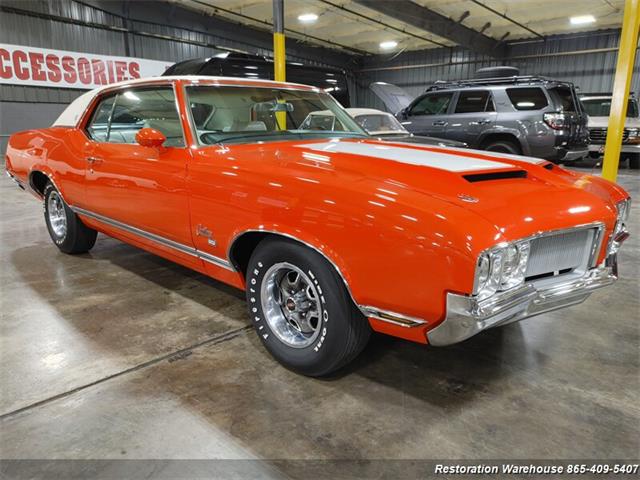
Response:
483,139,521,155
44,183,97,254
245,238,371,376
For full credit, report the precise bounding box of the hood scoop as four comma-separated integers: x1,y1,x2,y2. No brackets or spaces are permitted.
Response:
463,170,527,183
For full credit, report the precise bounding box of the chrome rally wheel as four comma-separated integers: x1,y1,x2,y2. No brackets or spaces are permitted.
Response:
43,183,97,254
47,190,68,239
246,237,371,377
261,262,323,349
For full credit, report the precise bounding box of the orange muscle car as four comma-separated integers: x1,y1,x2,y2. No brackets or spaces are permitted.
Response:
5,76,631,376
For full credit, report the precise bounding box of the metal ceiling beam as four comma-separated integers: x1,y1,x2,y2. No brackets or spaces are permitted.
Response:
351,0,507,58
469,0,544,40
188,0,369,55
317,0,449,48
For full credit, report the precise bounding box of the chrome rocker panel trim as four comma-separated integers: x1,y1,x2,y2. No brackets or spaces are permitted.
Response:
360,305,427,328
72,207,234,271
427,260,617,346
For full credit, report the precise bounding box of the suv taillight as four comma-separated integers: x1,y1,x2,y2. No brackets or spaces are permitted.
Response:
543,112,566,130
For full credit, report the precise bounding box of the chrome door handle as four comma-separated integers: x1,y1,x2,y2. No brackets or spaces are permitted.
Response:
432,121,448,126
86,157,104,165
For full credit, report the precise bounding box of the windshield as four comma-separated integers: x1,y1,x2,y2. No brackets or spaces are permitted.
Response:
186,85,366,145
581,98,639,118
353,113,407,134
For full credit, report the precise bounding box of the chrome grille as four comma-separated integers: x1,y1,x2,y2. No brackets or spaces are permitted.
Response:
525,228,596,279
589,127,630,145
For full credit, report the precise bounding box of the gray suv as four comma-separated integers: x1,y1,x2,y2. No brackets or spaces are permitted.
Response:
371,76,589,162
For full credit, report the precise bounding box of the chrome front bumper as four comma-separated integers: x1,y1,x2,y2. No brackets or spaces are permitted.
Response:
427,260,617,346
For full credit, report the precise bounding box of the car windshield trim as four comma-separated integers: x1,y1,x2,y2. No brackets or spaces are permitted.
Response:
184,84,366,146
204,130,368,145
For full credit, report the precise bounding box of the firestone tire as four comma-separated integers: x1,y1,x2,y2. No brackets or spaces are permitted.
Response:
245,237,371,377
43,183,97,254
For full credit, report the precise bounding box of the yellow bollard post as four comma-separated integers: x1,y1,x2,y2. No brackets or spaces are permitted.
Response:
602,0,640,182
273,0,286,130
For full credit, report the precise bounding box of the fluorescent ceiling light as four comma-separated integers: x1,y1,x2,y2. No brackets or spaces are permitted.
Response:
379,41,398,50
298,13,318,23
570,15,595,25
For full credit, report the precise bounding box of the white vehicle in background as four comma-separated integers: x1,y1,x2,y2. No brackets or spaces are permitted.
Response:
301,108,467,148
580,93,640,169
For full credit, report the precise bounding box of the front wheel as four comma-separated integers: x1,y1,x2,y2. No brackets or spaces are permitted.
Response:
246,238,371,376
44,183,97,254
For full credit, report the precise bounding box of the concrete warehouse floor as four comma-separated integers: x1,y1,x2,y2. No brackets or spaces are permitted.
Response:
0,165,638,477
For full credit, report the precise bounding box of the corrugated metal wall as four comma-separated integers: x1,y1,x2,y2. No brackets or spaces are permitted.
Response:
356,29,639,111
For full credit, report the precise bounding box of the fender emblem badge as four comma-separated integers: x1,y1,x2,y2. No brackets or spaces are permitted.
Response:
196,224,216,246
458,194,479,203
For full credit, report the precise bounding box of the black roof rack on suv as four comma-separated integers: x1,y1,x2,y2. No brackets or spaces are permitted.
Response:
424,75,574,92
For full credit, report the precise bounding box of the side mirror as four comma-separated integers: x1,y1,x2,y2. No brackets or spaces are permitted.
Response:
136,128,166,148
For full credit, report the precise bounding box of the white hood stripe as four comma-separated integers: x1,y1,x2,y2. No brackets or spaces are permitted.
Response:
297,141,514,172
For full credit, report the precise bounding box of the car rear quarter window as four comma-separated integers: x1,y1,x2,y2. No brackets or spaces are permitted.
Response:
549,86,577,112
409,92,453,116
86,95,116,142
506,87,548,110
454,90,493,113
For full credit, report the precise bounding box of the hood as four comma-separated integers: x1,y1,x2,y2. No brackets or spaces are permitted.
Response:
369,82,414,113
587,116,640,128
277,138,621,242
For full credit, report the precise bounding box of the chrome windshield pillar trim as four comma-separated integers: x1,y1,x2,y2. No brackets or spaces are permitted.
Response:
360,305,427,328
428,261,618,347
72,207,235,271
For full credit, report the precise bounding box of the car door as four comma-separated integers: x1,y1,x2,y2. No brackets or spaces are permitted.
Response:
82,85,194,252
445,90,496,147
400,91,454,137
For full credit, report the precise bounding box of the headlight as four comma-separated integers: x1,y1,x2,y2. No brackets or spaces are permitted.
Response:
609,198,631,255
474,241,531,300
626,128,640,144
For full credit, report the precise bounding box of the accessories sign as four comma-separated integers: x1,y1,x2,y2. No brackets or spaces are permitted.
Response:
0,43,173,89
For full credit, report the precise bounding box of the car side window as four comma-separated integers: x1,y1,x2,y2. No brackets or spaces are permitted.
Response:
86,87,184,147
454,90,493,113
409,92,453,116
506,87,549,111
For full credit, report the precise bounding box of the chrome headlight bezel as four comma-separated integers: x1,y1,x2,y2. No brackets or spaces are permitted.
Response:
608,198,631,255
473,240,531,300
